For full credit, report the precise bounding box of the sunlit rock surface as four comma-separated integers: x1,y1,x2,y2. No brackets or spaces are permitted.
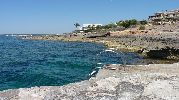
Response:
0,63,179,100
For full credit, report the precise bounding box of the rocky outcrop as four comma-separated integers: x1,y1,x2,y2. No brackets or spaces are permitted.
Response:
20,22,179,61
146,48,179,60
0,63,179,100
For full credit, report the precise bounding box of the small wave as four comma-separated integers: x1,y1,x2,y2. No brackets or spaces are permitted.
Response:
111,64,118,65
105,49,116,53
109,48,115,50
105,49,113,52
5,34,17,37
96,67,102,69
97,63,103,65
89,70,99,77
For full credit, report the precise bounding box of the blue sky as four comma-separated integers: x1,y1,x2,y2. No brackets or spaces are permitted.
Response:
0,0,178,34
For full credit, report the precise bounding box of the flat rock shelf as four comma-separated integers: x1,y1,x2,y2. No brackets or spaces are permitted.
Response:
0,63,179,100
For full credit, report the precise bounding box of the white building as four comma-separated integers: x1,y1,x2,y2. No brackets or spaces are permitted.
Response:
75,24,103,33
82,24,103,30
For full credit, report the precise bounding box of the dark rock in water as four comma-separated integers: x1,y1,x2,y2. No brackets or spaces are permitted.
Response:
137,48,145,54
147,49,171,59
146,48,179,60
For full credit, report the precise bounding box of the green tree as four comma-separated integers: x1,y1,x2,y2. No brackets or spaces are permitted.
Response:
107,23,117,28
120,20,130,28
74,23,80,28
96,25,102,30
129,19,137,25
140,20,148,25
116,19,138,28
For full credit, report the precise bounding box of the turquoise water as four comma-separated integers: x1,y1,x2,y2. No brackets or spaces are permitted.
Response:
0,35,142,91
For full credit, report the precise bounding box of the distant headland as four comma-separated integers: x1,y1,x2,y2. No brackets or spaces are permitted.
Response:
22,9,179,61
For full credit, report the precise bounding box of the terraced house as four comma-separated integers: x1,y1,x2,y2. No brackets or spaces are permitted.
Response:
149,9,179,25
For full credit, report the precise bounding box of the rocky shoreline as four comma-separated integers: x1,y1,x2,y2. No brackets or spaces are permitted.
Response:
21,23,179,62
2,23,178,99
0,63,179,100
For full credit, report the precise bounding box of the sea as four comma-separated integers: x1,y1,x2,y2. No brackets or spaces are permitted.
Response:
0,34,142,91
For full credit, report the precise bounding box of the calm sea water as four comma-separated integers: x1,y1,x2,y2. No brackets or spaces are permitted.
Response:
0,35,142,91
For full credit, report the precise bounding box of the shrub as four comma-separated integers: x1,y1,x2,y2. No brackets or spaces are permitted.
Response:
116,19,138,28
139,25,145,30
140,20,148,25
129,19,137,25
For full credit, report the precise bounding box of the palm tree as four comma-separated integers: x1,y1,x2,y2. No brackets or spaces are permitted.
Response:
74,23,80,28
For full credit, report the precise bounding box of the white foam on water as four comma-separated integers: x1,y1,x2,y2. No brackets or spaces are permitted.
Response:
18,35,29,37
96,67,102,69
97,63,102,65
109,48,115,50
111,64,117,65
105,49,113,52
89,70,96,76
